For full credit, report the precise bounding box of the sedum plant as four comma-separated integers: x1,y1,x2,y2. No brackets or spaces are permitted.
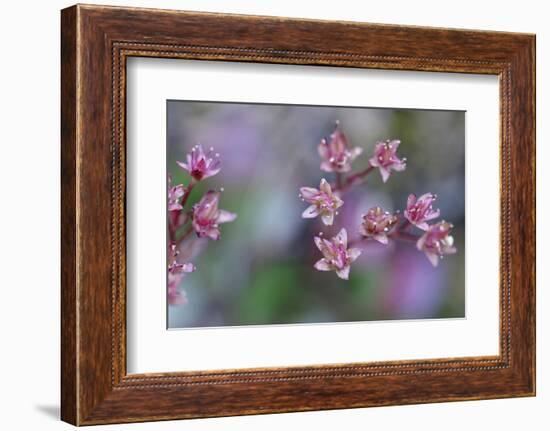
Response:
167,144,236,305
299,122,456,280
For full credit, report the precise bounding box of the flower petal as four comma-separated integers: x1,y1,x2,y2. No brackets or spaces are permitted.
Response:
392,162,406,172
168,289,188,305
168,202,183,211
416,235,426,251
205,227,221,241
203,165,221,179
425,208,441,221
302,205,320,219
176,160,189,171
418,192,433,202
318,141,329,159
347,248,362,262
445,245,457,255
181,263,196,273
368,156,380,168
314,237,333,256
373,234,389,245
171,184,185,199
319,178,332,194
300,186,319,201
350,146,363,159
314,258,332,271
407,194,417,208
336,266,350,280
445,235,454,247
320,161,334,172
217,209,237,224
425,252,440,267
314,236,324,252
335,228,347,247
379,167,390,183
321,212,334,226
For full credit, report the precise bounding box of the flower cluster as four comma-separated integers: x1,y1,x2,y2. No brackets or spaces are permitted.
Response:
299,122,456,279
168,144,237,305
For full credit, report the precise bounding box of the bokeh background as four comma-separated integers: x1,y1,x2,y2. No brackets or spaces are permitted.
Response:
167,101,465,328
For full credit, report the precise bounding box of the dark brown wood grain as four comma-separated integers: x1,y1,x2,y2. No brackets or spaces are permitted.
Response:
61,4,536,425
60,5,78,425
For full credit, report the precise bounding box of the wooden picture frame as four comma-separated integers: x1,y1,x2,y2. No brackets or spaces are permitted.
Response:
61,4,535,425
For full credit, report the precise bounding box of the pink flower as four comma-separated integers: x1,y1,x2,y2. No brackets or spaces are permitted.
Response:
192,191,237,240
313,228,361,280
177,144,221,181
168,176,186,211
404,193,440,231
416,221,457,267
318,122,363,173
368,139,406,182
299,178,344,226
168,244,195,305
360,206,398,244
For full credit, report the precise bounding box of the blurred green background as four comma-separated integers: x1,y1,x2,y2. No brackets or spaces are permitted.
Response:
167,101,465,328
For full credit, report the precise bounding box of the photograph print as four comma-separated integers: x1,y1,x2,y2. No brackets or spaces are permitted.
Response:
166,101,465,329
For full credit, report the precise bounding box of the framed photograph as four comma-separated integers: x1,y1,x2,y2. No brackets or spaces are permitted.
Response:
61,4,535,425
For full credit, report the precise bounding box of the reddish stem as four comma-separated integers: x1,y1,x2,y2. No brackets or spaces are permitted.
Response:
335,165,374,193
169,180,196,243
168,213,176,242
349,222,419,248
388,229,418,243
387,217,417,243
399,218,412,232
335,172,343,190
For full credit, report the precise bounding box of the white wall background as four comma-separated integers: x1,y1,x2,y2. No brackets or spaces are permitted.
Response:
0,0,546,429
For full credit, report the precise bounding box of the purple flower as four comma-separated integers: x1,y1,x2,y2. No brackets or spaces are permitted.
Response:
168,176,186,211
192,191,237,240
404,193,440,231
368,139,406,182
360,206,398,244
318,122,363,173
299,178,344,226
177,144,221,181
168,244,195,305
313,228,361,280
416,221,457,267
